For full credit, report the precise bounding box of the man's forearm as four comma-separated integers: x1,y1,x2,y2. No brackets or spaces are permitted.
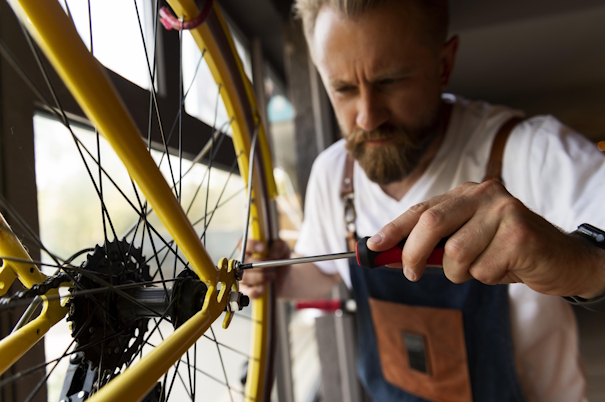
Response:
569,233,605,299
277,262,342,300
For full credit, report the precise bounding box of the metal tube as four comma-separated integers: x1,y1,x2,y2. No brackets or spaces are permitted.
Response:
11,296,42,334
241,251,356,270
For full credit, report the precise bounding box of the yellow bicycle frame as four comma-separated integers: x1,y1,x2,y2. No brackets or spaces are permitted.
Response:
1,0,276,400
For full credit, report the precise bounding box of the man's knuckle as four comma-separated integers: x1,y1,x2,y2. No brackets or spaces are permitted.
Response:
459,181,477,192
382,220,400,235
419,208,445,230
402,250,422,268
478,179,505,195
444,238,467,264
409,202,429,216
472,266,499,285
493,195,522,216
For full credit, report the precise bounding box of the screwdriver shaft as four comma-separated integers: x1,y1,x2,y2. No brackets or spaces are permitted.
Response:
240,251,356,270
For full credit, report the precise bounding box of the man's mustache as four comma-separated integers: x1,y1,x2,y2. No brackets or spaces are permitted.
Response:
348,127,402,143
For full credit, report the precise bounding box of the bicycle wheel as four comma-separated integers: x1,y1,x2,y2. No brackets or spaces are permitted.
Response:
0,0,277,401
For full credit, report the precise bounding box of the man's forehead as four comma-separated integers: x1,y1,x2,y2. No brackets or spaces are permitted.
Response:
313,2,421,38
312,4,424,80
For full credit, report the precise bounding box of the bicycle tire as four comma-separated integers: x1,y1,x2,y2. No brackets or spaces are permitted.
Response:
0,0,277,401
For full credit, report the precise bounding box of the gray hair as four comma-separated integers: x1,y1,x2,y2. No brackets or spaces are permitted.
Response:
294,0,449,47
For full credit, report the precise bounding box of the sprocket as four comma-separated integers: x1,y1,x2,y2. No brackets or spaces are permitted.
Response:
66,239,151,377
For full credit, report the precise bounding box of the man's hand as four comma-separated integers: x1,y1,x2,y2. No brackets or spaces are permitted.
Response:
240,239,291,299
367,181,605,298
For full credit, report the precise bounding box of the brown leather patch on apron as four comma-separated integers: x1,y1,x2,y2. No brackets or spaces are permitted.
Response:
369,298,473,402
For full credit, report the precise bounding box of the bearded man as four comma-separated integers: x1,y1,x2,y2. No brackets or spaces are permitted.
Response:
242,0,605,400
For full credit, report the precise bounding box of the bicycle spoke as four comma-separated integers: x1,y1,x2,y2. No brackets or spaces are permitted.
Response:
133,0,178,194
193,342,197,400
174,9,183,286
201,84,224,247
201,334,255,360
140,339,247,398
130,176,171,296
240,124,261,262
176,367,193,401
165,358,182,400
185,350,194,401
184,125,231,217
198,157,239,243
209,327,234,402
178,18,184,204
191,187,246,229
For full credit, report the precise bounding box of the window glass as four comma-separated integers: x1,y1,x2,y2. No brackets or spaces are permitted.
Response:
182,31,230,130
60,0,154,90
182,22,252,130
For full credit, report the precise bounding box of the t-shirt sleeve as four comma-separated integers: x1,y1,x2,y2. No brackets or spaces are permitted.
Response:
294,150,347,276
503,116,595,401
504,115,605,232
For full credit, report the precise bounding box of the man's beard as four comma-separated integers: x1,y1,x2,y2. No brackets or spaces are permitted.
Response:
344,118,441,186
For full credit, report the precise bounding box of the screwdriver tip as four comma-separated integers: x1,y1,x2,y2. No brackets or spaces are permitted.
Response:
239,263,253,270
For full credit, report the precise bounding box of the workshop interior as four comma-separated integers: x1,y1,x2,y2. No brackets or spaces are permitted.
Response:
0,0,604,401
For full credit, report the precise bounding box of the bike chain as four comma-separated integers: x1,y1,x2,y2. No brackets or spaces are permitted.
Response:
0,271,71,307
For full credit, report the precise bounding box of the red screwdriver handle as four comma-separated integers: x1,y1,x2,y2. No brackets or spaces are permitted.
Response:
356,236,450,269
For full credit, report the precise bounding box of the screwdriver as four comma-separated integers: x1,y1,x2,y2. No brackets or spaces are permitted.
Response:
239,236,449,270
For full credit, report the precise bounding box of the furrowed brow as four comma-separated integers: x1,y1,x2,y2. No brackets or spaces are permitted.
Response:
329,79,355,88
371,67,415,81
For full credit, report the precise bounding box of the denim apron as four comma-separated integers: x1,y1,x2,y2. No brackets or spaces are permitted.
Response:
349,256,526,401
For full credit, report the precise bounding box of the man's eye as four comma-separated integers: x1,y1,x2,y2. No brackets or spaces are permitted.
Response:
378,78,399,86
335,86,355,94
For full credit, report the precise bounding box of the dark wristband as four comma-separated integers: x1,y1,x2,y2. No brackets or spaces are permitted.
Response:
563,223,605,313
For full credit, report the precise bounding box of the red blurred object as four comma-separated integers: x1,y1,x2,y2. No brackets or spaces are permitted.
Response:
296,300,341,311
296,299,357,313
159,0,214,31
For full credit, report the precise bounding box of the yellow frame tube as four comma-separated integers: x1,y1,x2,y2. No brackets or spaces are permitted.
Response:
0,213,47,295
0,215,67,376
0,289,67,376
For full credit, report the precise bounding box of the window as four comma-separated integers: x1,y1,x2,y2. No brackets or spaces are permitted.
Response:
60,0,154,90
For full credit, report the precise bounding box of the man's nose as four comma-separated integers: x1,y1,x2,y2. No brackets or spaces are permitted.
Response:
355,89,389,132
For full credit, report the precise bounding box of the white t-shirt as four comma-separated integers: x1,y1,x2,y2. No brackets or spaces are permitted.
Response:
295,95,605,401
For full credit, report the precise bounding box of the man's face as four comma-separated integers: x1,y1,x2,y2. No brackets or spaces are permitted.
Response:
311,3,451,184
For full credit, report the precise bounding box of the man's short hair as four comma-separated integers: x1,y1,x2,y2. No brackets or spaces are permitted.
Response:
294,0,449,48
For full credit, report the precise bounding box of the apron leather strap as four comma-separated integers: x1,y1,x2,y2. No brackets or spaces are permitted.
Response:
341,153,355,198
482,116,523,183
341,153,357,251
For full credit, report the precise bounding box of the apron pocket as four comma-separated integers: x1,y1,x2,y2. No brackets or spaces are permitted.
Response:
369,298,473,402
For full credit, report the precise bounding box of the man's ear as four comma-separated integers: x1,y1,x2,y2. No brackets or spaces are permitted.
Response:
440,35,459,89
